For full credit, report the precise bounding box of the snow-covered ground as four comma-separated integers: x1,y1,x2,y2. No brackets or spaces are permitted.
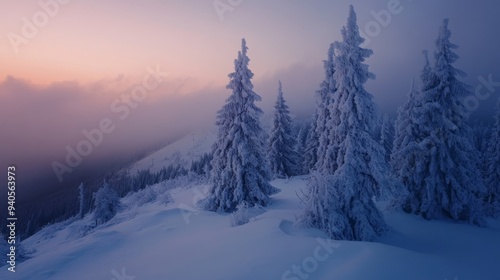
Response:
127,128,216,175
2,176,499,280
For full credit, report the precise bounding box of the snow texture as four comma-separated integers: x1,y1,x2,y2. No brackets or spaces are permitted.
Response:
229,201,267,227
3,177,500,280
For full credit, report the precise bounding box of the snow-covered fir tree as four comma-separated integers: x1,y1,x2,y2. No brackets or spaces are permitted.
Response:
93,182,121,225
78,183,85,219
484,99,500,216
299,6,395,241
372,115,384,143
267,81,300,178
314,43,337,172
392,81,417,162
471,121,492,161
303,43,338,174
190,153,213,176
391,79,424,206
199,39,279,213
379,114,395,162
297,172,346,238
401,19,485,223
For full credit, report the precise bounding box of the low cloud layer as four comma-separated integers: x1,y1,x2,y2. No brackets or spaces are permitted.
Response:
0,74,221,201
0,62,325,202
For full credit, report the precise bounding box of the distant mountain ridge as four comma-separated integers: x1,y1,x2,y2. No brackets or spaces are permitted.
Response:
127,128,216,175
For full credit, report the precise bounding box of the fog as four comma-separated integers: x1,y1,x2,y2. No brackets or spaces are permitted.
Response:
0,75,217,201
0,61,323,202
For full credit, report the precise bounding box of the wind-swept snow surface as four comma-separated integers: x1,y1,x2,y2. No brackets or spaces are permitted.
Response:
2,177,499,280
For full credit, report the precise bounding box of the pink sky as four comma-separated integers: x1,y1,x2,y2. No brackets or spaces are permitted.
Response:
1,0,339,87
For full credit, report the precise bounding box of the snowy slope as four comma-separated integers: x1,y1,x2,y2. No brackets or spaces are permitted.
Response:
128,128,216,175
2,177,500,280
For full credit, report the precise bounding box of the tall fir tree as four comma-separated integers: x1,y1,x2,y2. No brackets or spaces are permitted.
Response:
484,99,500,216
303,44,336,174
379,114,395,162
299,6,395,241
392,79,420,162
471,120,492,161
78,183,85,219
200,39,279,213
391,78,424,207
93,182,120,225
372,115,384,143
267,81,300,178
315,43,337,172
402,19,485,223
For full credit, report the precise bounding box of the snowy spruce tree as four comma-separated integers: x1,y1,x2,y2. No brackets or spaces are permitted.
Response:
267,81,300,178
299,6,396,241
484,99,500,216
93,182,121,225
472,121,492,160
303,113,319,173
303,42,338,174
379,114,395,162
314,43,337,172
199,39,279,213
297,172,345,238
78,183,85,219
391,79,421,169
401,19,485,223
372,116,384,143
391,78,425,208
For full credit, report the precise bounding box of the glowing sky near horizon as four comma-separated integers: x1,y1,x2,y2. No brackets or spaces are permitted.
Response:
1,0,496,88
2,0,343,86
